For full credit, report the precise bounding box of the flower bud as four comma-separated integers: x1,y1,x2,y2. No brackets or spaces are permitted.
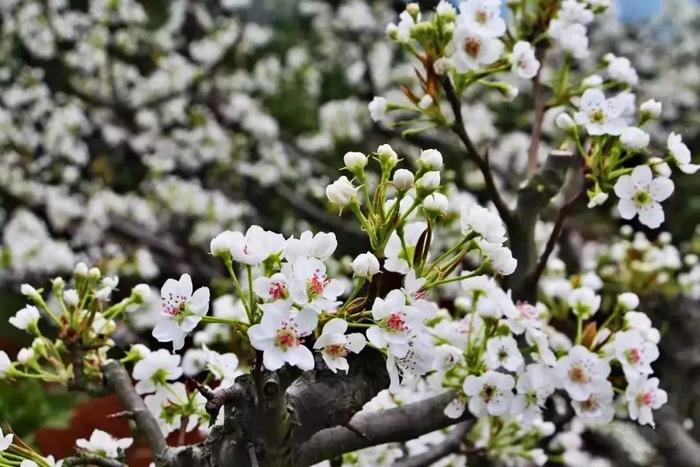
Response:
648,157,671,177
132,284,152,303
352,252,381,279
640,99,662,119
21,283,37,297
63,289,80,307
95,287,112,301
17,348,34,365
582,74,603,88
392,169,414,191
489,247,517,275
587,192,608,208
618,292,639,310
210,231,236,256
406,2,420,18
433,57,453,76
343,151,368,174
88,267,101,280
418,95,433,109
620,127,649,150
326,176,358,207
435,1,456,19
416,171,440,195
368,96,387,122
52,277,65,289
74,262,88,276
422,193,448,216
376,144,398,170
555,113,576,130
419,149,443,170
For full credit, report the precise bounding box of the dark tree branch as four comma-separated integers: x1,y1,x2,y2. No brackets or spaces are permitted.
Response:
391,420,474,467
527,51,547,176
440,77,514,230
296,391,471,466
62,454,127,467
101,360,168,458
644,405,700,467
507,150,574,301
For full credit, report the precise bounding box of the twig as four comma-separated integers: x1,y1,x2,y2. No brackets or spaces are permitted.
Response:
526,187,585,288
440,77,514,229
391,420,474,467
527,49,548,175
101,360,168,457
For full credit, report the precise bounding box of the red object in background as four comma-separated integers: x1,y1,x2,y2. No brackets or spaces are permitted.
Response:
36,394,204,466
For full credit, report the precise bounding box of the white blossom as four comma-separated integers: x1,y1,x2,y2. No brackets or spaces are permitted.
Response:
614,165,674,229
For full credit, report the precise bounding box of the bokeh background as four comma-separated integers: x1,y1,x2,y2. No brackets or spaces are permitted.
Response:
0,0,699,465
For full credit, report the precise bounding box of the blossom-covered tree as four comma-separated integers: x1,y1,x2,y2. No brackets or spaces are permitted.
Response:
2,1,700,467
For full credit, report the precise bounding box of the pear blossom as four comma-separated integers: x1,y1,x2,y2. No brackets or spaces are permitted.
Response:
485,335,524,371
313,318,366,373
613,330,659,378
571,380,615,423
253,272,290,302
574,88,628,136
452,28,504,72
415,171,440,193
210,230,237,256
0,351,12,379
640,99,662,119
283,231,337,262
367,290,430,358
618,292,639,310
9,305,40,331
568,287,600,317
247,302,317,371
368,97,387,121
343,151,367,172
625,376,667,427
667,132,698,174
511,41,540,79
384,222,427,274
75,429,133,458
326,176,358,207
132,349,183,394
485,245,517,275
0,427,12,451
555,345,610,401
402,269,438,317
624,311,660,344
351,252,380,279
506,301,545,335
607,55,638,86
463,370,515,416
511,364,557,426
418,149,443,170
288,257,345,311
422,193,449,216
558,0,594,24
385,332,434,393
556,112,576,130
228,226,285,265
461,204,506,244
392,169,414,190
620,127,649,150
153,273,210,350
549,21,589,59
203,345,241,388
614,165,674,229
457,0,506,37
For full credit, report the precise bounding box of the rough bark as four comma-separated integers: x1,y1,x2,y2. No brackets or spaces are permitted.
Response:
296,391,471,466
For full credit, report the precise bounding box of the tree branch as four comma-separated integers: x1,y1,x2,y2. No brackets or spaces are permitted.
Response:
507,150,574,301
101,360,168,458
296,391,470,466
440,77,514,230
62,454,127,467
527,49,548,176
391,420,474,467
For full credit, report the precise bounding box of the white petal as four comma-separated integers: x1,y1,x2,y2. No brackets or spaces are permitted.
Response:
322,318,348,336
287,345,315,370
345,333,367,353
617,198,637,220
613,175,634,199
638,203,665,229
649,177,674,202
630,165,652,188
262,347,286,371
178,273,193,298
